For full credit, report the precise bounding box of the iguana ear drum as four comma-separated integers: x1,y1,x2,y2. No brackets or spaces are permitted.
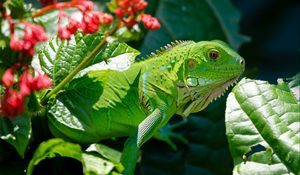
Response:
188,59,197,69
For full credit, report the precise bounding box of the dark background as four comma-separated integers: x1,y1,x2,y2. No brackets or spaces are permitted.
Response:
233,0,300,83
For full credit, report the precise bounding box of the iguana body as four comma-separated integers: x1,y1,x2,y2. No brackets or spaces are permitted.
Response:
48,40,245,174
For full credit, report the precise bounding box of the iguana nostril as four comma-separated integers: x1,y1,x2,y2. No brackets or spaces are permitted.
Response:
239,59,245,65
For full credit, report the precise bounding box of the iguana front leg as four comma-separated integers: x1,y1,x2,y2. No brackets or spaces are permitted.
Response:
120,108,166,175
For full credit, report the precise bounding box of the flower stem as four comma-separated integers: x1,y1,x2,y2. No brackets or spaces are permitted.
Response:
40,22,121,105
32,1,79,18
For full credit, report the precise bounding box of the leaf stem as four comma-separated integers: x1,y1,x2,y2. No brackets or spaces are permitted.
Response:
41,22,121,105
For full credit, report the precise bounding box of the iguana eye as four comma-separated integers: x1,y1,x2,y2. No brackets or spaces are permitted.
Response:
188,59,197,69
209,49,219,60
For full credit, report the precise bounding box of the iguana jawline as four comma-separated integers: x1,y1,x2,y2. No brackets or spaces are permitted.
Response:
177,75,239,117
200,76,239,111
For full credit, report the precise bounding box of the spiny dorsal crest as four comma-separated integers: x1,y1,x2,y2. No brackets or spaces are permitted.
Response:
137,40,194,62
150,40,194,57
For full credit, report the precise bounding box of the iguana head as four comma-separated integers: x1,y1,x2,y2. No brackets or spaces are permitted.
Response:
176,40,245,117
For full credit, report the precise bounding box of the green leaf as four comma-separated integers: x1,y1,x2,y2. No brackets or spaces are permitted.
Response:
84,144,123,174
140,0,249,55
38,33,139,86
76,52,137,78
82,153,115,175
0,114,31,158
88,41,140,67
232,161,294,175
225,75,300,174
26,138,122,175
115,26,143,42
286,72,300,102
106,0,117,13
86,143,122,163
26,138,82,175
6,0,26,19
38,33,100,86
47,65,141,143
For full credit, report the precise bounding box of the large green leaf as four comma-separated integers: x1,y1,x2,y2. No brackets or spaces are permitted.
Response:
26,138,83,175
27,138,123,175
0,114,31,158
140,0,249,55
225,75,300,174
47,66,141,143
82,153,116,175
86,143,122,164
38,33,139,86
84,143,123,175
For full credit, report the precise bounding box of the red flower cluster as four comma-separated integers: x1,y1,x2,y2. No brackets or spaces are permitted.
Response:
58,1,113,40
0,89,25,118
0,65,52,118
115,0,160,30
115,0,148,18
9,22,48,57
141,14,161,30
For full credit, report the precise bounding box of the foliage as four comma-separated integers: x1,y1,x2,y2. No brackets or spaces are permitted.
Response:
0,0,298,174
225,74,300,175
27,138,123,175
0,114,31,158
38,33,139,85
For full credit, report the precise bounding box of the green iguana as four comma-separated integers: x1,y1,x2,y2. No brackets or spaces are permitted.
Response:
48,40,245,174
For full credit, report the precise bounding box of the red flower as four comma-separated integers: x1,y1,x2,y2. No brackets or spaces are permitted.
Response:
81,15,99,33
89,11,102,26
114,0,160,30
0,89,25,118
19,70,35,96
80,11,107,33
115,8,123,18
19,70,52,92
9,22,48,57
67,19,81,34
9,36,23,51
76,0,94,12
32,73,52,91
58,27,71,40
30,23,48,42
2,68,15,87
116,0,148,16
0,65,52,118
57,1,114,40
134,0,148,11
123,17,138,28
141,14,160,30
19,81,31,97
102,13,114,24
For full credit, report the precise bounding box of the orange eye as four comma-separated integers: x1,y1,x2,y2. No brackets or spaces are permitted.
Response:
188,59,196,69
209,50,219,60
